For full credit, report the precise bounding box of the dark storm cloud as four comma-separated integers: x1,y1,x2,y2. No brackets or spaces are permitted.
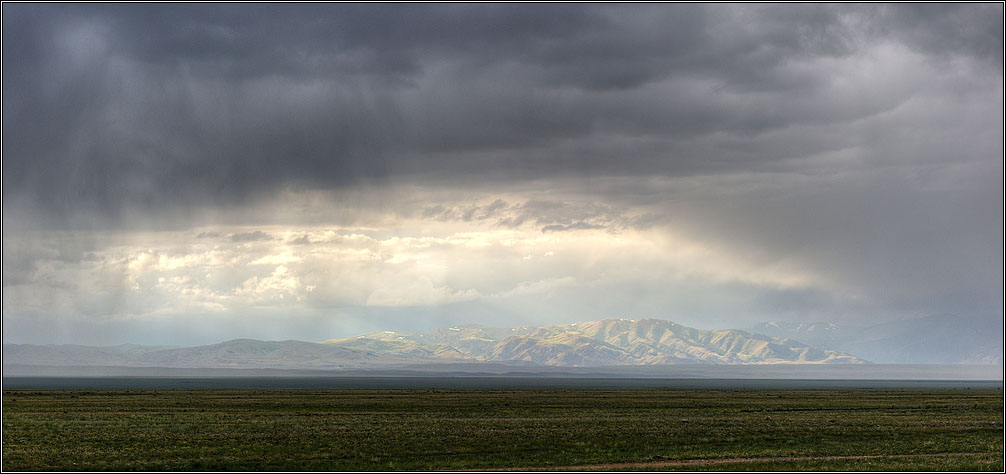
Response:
2,3,1002,334
870,3,1004,63
0,3,605,228
4,3,1001,229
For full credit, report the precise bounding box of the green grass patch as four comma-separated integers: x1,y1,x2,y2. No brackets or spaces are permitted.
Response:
3,388,1002,471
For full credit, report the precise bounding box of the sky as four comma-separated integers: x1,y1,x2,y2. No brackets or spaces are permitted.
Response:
2,4,1003,346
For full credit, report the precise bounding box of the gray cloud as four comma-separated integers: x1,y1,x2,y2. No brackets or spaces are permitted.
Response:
288,235,312,245
229,231,273,242
2,4,1002,342
417,198,630,232
870,3,1004,63
541,222,605,233
4,4,1000,230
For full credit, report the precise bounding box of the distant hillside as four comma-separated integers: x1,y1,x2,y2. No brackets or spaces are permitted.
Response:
3,339,419,370
323,318,864,366
750,314,1003,365
4,318,865,370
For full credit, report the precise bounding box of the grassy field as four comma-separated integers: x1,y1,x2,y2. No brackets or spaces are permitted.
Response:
2,388,1002,471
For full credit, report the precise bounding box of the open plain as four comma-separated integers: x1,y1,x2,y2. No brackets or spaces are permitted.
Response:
2,387,1002,471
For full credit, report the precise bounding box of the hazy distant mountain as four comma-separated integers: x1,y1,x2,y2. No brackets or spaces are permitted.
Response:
3,339,421,370
4,318,866,370
1,343,176,367
321,319,864,365
750,314,1003,365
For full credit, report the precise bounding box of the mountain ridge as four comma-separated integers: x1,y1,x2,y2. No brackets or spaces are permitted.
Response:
749,314,1003,365
5,318,865,369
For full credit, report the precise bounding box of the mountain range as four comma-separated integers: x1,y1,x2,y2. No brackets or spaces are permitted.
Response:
749,314,1003,365
4,318,864,370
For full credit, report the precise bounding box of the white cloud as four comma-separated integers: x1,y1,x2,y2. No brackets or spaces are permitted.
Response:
249,253,302,265
3,199,839,329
